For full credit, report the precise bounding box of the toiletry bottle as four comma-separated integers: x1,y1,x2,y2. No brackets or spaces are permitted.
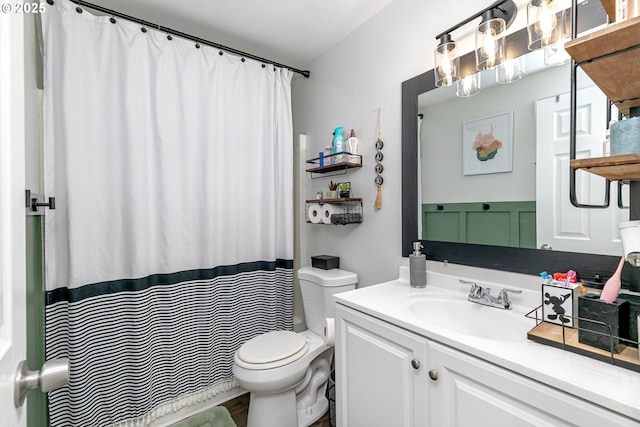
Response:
333,126,345,163
348,129,359,164
324,145,333,165
410,241,427,288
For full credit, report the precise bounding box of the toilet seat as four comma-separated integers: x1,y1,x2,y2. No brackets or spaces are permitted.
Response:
235,331,308,370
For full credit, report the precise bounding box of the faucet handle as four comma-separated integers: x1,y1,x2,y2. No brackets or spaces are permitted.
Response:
459,279,483,297
497,288,522,309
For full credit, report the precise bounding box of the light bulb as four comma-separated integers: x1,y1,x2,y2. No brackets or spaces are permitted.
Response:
475,17,506,71
535,0,557,46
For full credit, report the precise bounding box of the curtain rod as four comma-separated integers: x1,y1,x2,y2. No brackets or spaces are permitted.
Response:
64,0,311,78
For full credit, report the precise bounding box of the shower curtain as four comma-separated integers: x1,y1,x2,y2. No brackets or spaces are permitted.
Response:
41,1,293,425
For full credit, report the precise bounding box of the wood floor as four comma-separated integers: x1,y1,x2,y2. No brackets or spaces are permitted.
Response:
221,393,332,427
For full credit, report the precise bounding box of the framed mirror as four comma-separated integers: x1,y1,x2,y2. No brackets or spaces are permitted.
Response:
401,0,626,285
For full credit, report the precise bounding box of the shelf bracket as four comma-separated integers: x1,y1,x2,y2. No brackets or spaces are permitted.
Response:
568,0,610,209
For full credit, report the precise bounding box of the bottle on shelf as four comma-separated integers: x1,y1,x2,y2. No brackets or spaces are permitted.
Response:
333,126,345,163
348,129,359,164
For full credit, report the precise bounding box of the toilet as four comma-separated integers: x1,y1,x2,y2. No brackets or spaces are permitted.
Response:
233,266,357,427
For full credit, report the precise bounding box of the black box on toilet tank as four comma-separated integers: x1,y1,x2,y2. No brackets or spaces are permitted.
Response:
311,255,340,270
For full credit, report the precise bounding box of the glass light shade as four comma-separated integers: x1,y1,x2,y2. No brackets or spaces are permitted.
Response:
496,56,525,84
544,38,570,66
527,0,569,50
434,40,460,87
456,74,481,97
475,17,506,71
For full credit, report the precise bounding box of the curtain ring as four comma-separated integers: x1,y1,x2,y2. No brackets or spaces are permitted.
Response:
109,17,116,24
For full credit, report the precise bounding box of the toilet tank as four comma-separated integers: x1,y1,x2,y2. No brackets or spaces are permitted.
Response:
298,266,358,335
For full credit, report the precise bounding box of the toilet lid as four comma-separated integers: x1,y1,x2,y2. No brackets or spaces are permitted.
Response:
236,331,308,370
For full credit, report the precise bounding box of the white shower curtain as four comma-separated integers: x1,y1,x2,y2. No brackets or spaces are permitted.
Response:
41,0,294,425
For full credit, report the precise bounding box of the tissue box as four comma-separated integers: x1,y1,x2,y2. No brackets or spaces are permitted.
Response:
542,281,580,328
578,293,629,354
311,255,339,270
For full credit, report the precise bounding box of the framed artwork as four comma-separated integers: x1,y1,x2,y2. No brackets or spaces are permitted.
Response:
462,111,514,176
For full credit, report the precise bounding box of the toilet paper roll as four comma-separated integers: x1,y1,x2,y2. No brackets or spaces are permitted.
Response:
308,203,323,224
321,204,345,224
323,318,335,346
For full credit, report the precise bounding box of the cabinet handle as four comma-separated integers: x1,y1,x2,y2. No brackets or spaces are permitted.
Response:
411,359,421,370
428,370,438,381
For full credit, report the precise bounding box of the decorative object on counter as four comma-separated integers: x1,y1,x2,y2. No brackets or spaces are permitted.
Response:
374,108,384,210
307,203,323,224
600,256,625,304
327,181,338,199
338,182,351,198
542,279,581,328
610,117,640,155
311,255,339,270
578,293,629,353
333,126,346,163
315,190,323,200
322,204,344,224
348,129,359,164
409,242,426,288
619,220,640,267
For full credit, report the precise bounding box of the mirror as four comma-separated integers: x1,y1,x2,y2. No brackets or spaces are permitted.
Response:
419,55,628,255
402,0,622,282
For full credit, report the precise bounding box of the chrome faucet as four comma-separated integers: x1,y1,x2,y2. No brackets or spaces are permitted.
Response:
459,279,522,310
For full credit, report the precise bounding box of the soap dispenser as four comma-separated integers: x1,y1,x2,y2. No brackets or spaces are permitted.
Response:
410,241,426,288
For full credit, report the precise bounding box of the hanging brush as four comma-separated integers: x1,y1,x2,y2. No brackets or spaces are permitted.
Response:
374,108,384,209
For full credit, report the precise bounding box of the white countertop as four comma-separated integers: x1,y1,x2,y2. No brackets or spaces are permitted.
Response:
334,266,640,422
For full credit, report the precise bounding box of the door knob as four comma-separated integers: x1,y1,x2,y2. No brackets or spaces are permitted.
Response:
14,358,69,408
428,369,438,381
411,359,421,369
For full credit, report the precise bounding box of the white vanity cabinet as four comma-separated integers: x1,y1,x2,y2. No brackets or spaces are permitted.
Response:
334,304,428,427
429,341,635,427
335,303,638,427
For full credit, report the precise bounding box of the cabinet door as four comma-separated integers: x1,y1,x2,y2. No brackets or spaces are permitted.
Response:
335,305,429,427
429,341,638,427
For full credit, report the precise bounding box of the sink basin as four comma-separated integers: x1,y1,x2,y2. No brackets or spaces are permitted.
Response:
406,295,535,342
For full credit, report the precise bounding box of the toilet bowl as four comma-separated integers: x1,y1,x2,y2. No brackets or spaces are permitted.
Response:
232,266,357,427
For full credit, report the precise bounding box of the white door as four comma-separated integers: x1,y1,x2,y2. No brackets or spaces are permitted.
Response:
0,10,27,426
536,85,628,255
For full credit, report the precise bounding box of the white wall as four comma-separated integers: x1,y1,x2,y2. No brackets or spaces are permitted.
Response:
292,0,482,288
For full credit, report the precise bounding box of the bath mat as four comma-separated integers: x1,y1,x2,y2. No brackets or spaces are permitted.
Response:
169,406,237,427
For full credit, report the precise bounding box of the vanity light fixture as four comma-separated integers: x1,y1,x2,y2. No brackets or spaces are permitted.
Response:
434,34,460,87
433,0,517,87
496,56,525,84
456,73,481,97
527,0,570,51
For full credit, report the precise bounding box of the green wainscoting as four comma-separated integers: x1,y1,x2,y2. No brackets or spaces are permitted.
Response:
26,215,48,427
422,201,536,249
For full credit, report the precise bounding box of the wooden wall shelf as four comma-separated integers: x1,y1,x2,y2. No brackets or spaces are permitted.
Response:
570,154,640,181
564,16,640,117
